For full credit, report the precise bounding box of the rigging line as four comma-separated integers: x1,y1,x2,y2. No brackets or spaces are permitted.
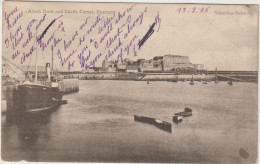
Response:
27,50,33,72
27,34,37,73
54,65,57,77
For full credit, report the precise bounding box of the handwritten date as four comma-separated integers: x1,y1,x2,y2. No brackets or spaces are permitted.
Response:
177,6,210,13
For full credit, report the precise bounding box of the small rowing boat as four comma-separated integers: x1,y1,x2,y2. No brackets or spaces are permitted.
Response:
172,115,183,123
174,107,193,117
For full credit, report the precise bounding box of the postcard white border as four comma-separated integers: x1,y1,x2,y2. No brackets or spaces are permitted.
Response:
0,1,259,164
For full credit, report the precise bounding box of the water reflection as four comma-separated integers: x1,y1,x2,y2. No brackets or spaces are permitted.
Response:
2,81,258,162
3,111,54,161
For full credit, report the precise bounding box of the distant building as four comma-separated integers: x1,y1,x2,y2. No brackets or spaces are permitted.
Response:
125,65,139,73
102,60,118,72
193,64,204,70
137,59,145,65
140,59,153,67
93,67,103,72
82,67,95,73
123,58,130,65
140,67,162,72
117,64,127,72
102,60,117,68
153,55,194,71
139,59,159,72
102,54,203,73
153,56,164,68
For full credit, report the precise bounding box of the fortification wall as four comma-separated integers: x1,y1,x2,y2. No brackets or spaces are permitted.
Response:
164,55,190,64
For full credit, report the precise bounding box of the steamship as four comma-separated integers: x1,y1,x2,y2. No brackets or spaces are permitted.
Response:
15,63,63,114
14,19,63,114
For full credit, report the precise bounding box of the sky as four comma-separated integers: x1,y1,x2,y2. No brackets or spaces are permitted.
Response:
2,1,259,71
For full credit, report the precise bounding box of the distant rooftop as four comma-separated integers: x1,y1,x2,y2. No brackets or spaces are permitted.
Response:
164,54,187,57
125,65,139,70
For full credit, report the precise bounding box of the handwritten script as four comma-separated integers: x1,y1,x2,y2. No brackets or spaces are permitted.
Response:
3,4,162,71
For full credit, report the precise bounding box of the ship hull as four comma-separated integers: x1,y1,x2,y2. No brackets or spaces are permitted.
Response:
15,84,63,114
134,115,172,133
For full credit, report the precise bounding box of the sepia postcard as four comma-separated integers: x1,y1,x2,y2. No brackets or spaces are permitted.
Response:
1,0,259,163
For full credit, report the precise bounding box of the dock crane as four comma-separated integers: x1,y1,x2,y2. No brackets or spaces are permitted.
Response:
2,56,26,80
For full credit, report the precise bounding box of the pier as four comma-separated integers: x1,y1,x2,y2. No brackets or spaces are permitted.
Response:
60,79,79,94
216,75,246,82
61,71,257,83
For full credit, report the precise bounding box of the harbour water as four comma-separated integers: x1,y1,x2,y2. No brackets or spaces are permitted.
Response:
1,80,258,163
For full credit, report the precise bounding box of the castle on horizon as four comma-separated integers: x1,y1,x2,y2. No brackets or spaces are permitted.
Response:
100,54,204,73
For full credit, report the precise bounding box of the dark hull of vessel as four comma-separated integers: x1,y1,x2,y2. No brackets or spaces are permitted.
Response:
172,115,183,123
174,107,193,117
174,112,192,117
134,115,172,133
14,84,63,114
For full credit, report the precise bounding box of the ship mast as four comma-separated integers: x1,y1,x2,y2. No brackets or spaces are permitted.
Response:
35,30,38,83
51,45,54,78
35,17,58,83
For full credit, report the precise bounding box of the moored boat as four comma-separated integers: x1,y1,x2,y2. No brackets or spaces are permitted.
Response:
215,67,219,83
174,107,193,117
184,107,192,112
147,77,152,84
203,69,208,84
134,115,172,133
228,71,233,86
172,115,183,123
174,111,192,117
189,75,194,85
171,77,178,83
147,80,152,84
228,80,233,86
15,81,63,114
14,21,64,114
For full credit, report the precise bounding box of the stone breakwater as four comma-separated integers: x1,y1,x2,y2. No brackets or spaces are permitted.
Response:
140,74,214,81
61,73,215,81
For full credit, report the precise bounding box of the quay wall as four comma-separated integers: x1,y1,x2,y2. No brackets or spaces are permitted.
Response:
59,79,79,94
62,72,256,82
3,84,17,114
141,74,214,81
66,73,215,81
